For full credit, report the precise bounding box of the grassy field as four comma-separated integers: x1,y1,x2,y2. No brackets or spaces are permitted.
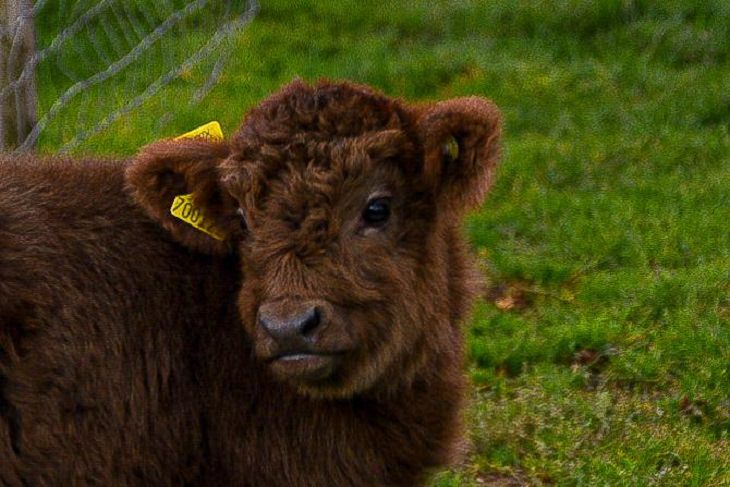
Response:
37,1,730,484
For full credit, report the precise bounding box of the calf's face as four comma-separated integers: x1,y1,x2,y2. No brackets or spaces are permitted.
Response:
127,80,500,398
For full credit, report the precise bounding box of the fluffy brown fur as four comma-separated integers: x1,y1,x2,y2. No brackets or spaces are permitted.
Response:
0,80,501,486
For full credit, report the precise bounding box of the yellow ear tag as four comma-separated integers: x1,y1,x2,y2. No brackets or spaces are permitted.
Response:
442,136,459,163
170,193,225,240
174,121,224,142
169,121,226,240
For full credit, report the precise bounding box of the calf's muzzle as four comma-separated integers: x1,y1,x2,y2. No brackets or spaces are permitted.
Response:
257,300,324,353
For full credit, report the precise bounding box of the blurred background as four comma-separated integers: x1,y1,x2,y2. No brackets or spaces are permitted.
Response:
2,1,728,485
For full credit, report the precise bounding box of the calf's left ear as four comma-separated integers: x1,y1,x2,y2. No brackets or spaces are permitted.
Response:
125,138,237,255
413,96,502,211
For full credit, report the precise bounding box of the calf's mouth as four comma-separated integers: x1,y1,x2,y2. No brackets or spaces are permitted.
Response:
256,299,354,384
268,352,346,382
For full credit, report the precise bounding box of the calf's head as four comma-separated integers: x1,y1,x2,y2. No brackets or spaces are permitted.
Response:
127,80,500,399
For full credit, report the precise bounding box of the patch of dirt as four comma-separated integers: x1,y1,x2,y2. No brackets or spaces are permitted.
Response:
485,282,533,312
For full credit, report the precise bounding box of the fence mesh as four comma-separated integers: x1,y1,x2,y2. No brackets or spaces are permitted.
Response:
0,0,258,153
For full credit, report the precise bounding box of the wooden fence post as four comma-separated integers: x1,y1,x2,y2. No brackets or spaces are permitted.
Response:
0,0,37,151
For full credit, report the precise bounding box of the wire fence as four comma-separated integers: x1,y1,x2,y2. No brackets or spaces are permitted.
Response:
0,0,258,153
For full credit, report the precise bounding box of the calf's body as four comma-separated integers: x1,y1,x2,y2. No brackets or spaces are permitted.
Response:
0,80,500,486
1,157,228,484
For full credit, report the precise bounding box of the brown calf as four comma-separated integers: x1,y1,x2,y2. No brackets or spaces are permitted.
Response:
0,80,501,486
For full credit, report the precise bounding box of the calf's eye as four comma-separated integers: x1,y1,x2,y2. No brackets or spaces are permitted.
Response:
362,198,391,227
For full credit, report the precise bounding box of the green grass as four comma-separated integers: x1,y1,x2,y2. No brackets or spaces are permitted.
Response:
37,1,730,484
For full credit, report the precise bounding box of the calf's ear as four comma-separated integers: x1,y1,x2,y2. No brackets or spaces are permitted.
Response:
125,138,238,255
413,97,502,211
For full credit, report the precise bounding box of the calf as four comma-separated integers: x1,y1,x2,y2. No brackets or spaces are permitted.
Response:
0,80,501,486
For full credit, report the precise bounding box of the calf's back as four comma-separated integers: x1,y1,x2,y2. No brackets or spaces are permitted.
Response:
0,156,239,485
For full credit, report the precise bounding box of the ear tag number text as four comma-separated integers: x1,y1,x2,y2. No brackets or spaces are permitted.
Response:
170,193,225,241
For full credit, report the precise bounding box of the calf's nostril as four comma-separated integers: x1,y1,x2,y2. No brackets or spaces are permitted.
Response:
299,307,321,337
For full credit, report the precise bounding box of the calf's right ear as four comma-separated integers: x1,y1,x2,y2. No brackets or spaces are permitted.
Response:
412,96,502,212
125,138,238,255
